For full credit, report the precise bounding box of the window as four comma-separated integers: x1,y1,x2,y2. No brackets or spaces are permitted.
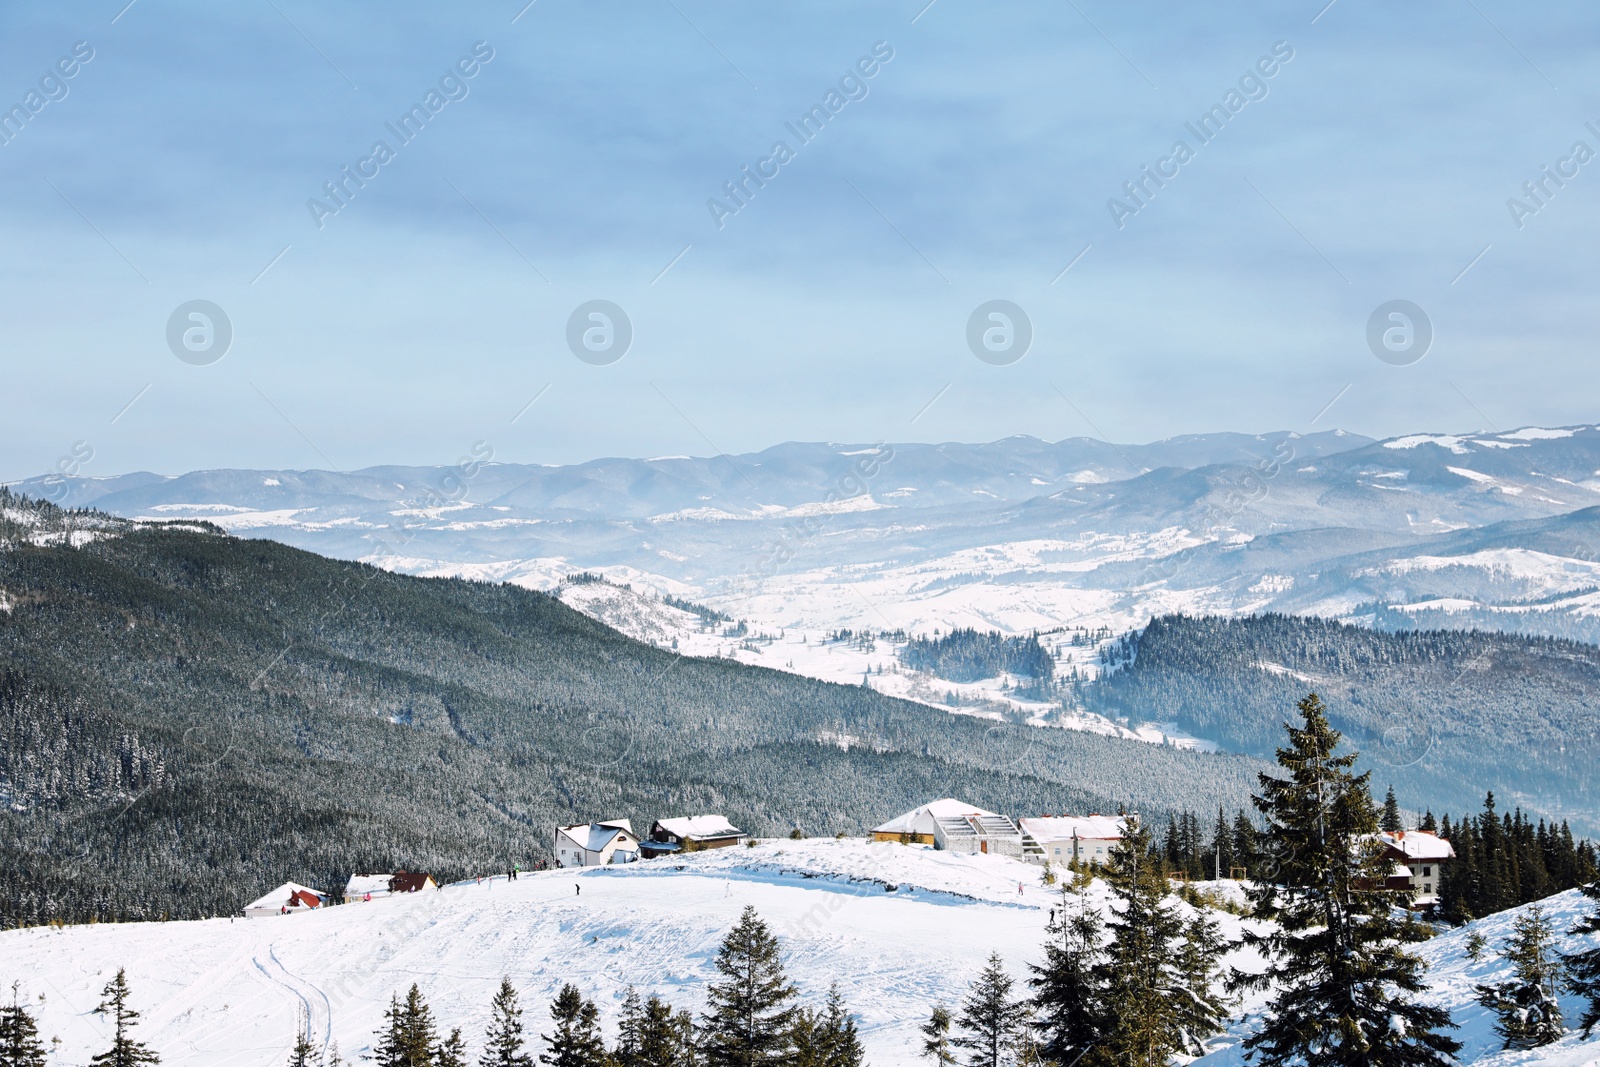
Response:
1424,883,1432,893
1052,847,1061,855
1421,866,1431,876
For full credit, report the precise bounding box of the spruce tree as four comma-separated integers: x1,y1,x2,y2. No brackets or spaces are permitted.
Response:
615,987,645,1067
700,906,797,1067
438,1030,468,1067
540,985,606,1067
1565,881,1600,1036
816,985,864,1067
952,953,1026,1067
1235,693,1460,1067
635,996,691,1067
918,1006,956,1066
0,984,48,1067
1090,819,1223,1065
90,969,160,1067
1476,904,1565,1049
286,1021,316,1067
1170,909,1234,1058
1028,894,1104,1065
1381,787,1402,832
481,978,534,1067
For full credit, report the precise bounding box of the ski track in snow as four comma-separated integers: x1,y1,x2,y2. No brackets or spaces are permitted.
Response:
8,841,1596,1066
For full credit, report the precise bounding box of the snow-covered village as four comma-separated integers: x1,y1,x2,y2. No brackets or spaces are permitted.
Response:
8,3,1600,1067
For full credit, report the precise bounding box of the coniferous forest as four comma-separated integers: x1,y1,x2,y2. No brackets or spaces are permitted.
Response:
0,492,1265,927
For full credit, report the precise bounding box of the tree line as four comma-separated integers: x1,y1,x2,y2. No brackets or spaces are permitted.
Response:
919,694,1600,1066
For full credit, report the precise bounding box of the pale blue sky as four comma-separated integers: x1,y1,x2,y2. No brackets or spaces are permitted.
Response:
2,0,1598,478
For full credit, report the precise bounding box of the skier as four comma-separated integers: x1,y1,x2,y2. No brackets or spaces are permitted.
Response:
575,883,581,896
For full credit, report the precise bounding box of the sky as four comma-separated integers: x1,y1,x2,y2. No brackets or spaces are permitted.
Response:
1,0,1598,478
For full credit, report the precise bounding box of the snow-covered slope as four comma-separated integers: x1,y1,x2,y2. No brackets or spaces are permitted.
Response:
7,840,1598,1067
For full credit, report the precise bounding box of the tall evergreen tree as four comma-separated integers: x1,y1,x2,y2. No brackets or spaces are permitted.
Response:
481,978,534,1067
1169,910,1234,1058
1381,787,1402,832
0,983,48,1067
1090,819,1225,1066
952,953,1026,1067
1028,894,1105,1066
90,969,160,1067
286,1017,317,1067
438,1030,468,1067
375,985,443,1067
540,985,606,1067
918,1007,957,1066
634,996,693,1067
700,906,797,1067
1235,693,1460,1067
816,985,864,1067
1476,904,1565,1050
615,987,646,1067
1565,881,1600,1036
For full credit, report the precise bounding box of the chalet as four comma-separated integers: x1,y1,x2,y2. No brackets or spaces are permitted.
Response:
242,882,325,918
555,820,641,868
1376,829,1455,909
932,812,1025,858
1019,815,1126,867
872,799,999,844
343,870,437,903
643,815,746,857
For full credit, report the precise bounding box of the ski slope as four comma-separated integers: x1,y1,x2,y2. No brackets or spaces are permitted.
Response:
3,841,1599,1067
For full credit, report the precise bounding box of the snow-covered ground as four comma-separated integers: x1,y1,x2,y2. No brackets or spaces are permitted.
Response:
5,840,1596,1067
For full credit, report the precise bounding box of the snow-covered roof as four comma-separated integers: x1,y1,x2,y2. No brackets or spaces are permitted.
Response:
1378,830,1455,861
656,815,743,840
558,822,638,852
1019,815,1126,842
935,814,1021,840
345,874,394,897
243,882,323,913
872,798,997,835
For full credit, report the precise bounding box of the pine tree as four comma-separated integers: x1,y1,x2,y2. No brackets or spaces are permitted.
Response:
1381,786,1402,832
540,985,606,1067
90,969,160,1067
918,1007,956,1066
1028,894,1104,1065
1565,881,1600,1036
1235,693,1460,1067
816,985,863,1067
438,1030,468,1067
615,987,645,1067
1089,819,1215,1066
1476,904,1565,1049
481,978,534,1067
952,953,1026,1067
634,997,691,1067
700,906,797,1067
1169,909,1234,1058
286,1016,317,1067
0,984,48,1067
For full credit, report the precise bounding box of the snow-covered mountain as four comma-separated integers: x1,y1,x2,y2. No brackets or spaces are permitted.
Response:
18,425,1600,722
5,838,1596,1067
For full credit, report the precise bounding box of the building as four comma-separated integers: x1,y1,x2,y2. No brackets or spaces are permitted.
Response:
932,812,1025,858
555,820,641,868
1019,815,1126,866
1376,829,1455,908
871,799,999,844
643,815,747,857
343,870,437,903
242,882,325,918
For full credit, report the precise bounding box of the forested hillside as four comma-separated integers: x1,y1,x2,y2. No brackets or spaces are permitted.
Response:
0,493,1264,927
1082,613,1600,832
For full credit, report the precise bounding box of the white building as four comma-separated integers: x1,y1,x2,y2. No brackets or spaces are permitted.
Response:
242,882,325,918
1019,815,1127,867
871,799,999,844
343,871,435,902
1376,829,1455,908
932,812,1025,858
555,819,641,868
